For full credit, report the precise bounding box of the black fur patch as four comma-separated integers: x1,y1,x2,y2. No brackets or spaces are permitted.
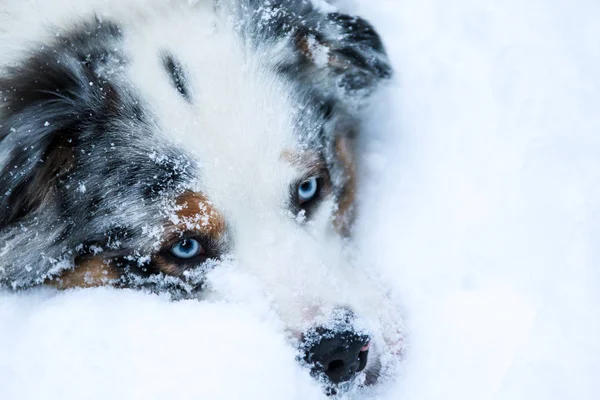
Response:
162,53,191,102
0,20,123,227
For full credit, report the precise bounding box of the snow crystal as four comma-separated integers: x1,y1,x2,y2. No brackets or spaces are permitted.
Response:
88,245,103,255
295,208,307,223
136,255,151,267
311,0,337,14
305,35,330,68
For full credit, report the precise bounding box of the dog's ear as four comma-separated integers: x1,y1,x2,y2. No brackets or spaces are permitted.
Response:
0,123,76,228
291,11,390,235
0,61,85,227
293,12,392,107
0,22,122,228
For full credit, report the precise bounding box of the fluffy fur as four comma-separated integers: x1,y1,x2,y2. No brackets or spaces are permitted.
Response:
0,0,400,391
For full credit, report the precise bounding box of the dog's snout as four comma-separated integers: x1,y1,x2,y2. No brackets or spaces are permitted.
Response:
302,327,371,385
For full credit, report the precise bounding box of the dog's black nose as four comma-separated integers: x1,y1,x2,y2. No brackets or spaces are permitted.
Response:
302,327,371,385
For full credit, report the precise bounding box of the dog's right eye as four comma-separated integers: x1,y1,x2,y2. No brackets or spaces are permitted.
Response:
170,239,204,259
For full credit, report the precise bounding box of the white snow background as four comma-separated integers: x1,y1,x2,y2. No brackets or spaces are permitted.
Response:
1,0,599,399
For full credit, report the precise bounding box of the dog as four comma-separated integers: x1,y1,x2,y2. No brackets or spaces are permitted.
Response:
0,0,401,392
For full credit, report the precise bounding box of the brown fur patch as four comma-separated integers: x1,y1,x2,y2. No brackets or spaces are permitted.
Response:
169,191,227,241
297,34,313,60
333,136,356,236
47,257,120,289
296,33,349,71
151,257,183,276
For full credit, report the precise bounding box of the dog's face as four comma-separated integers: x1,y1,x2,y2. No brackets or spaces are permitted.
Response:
0,0,399,391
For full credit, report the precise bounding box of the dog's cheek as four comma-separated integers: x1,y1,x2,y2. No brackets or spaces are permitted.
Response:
150,255,185,277
332,136,356,237
46,257,120,289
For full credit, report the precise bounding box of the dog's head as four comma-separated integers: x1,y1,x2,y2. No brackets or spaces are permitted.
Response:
0,0,400,391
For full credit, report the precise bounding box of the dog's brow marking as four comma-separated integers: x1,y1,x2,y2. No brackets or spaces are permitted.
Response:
46,258,120,289
281,149,325,175
169,191,227,240
162,53,191,102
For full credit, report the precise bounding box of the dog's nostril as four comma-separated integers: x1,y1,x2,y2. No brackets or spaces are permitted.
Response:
327,359,345,374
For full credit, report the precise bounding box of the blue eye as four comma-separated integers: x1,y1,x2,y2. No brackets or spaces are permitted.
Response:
298,177,319,203
170,239,203,259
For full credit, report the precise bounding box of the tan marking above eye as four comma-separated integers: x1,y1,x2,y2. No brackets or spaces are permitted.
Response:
168,191,227,241
46,257,120,289
151,191,227,277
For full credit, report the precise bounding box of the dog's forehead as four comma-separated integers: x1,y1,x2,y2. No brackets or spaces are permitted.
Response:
123,15,324,213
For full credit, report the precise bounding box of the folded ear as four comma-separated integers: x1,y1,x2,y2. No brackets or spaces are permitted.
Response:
294,11,392,107
0,20,122,228
0,66,81,227
0,122,77,228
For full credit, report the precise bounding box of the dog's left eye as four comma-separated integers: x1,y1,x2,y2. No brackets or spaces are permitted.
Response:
170,239,204,259
298,177,319,203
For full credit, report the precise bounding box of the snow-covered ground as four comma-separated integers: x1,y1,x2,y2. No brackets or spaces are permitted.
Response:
1,0,599,399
